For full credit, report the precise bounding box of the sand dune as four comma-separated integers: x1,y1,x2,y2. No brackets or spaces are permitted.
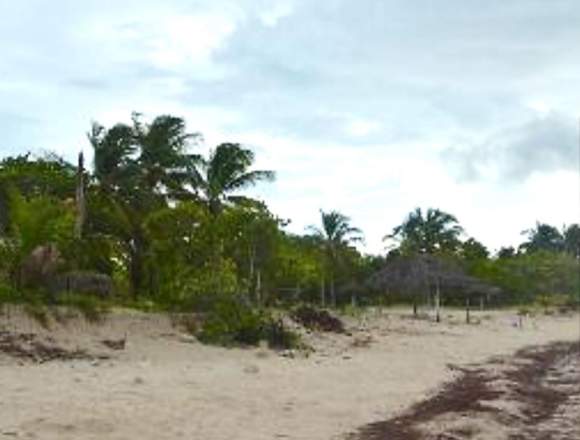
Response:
1,307,578,440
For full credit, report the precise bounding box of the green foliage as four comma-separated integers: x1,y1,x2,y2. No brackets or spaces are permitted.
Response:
470,250,579,306
0,282,18,306
196,143,275,215
520,223,565,253
461,238,489,261
3,113,578,333
8,191,75,257
385,207,463,255
194,294,298,349
563,224,580,258
55,292,110,323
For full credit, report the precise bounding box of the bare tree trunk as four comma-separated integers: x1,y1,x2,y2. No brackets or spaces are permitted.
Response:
74,152,86,240
256,269,262,305
320,277,326,307
248,246,256,299
479,295,484,311
330,277,336,308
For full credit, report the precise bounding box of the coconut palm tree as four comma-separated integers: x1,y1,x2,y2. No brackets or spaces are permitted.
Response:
385,208,463,255
194,143,275,215
308,210,363,306
89,113,200,198
87,113,201,296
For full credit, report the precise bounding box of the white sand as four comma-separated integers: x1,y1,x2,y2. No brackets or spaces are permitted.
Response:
0,307,578,440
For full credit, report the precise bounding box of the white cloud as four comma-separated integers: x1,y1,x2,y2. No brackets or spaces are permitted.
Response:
259,2,294,27
1,0,579,255
345,118,381,137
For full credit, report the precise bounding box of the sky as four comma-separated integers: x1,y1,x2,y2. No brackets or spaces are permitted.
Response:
0,0,578,254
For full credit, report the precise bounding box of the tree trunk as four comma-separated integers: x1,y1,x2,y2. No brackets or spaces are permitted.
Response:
74,152,86,240
248,246,256,300
256,269,262,306
320,277,326,307
330,277,336,308
129,248,144,299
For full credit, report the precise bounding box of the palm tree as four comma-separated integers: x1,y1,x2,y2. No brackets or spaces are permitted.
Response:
89,113,200,198
385,208,463,321
385,208,463,255
88,113,201,296
519,222,564,254
308,210,363,307
194,143,275,215
133,113,201,196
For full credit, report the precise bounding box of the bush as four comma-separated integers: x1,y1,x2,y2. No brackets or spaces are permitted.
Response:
264,318,300,350
0,282,18,306
193,294,298,349
56,292,110,323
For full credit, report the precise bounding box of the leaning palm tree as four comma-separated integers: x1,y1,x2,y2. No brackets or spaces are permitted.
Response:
194,143,275,215
308,210,363,307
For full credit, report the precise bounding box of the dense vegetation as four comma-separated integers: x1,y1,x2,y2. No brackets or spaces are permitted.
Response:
0,114,578,344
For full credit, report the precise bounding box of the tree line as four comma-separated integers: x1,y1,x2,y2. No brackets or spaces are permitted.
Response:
0,113,578,319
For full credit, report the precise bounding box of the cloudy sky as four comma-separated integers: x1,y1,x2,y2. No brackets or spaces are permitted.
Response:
1,1,578,254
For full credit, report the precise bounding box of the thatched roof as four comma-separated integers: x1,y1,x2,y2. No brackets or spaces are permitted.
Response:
367,254,500,298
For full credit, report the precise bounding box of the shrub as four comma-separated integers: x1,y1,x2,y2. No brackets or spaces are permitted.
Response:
56,292,110,323
193,294,298,349
264,318,300,350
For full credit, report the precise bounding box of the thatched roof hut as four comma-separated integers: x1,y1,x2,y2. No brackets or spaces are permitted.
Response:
367,254,500,302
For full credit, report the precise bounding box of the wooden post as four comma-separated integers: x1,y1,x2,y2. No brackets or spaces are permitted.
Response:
435,278,441,323
466,297,470,324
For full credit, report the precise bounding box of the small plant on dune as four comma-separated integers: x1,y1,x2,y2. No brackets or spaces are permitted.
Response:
263,318,300,350
56,292,110,323
23,301,51,329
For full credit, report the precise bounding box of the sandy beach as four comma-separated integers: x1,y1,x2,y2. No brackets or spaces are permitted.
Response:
1,307,578,440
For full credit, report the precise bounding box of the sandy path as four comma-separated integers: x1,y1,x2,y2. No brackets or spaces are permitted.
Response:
0,309,578,440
